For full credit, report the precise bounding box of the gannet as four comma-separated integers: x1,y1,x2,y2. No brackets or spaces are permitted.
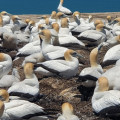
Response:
8,63,40,101
34,49,83,79
0,89,48,120
57,102,79,120
57,0,72,15
0,53,12,79
92,77,120,116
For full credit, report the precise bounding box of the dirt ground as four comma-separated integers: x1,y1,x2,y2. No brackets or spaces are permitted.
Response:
2,12,120,120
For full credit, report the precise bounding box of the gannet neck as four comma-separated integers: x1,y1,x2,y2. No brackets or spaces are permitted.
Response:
94,20,103,27
61,18,68,28
88,15,93,23
60,0,64,5
0,89,9,102
0,53,5,62
73,11,81,25
62,103,73,117
0,100,4,117
98,77,109,92
90,48,99,67
0,16,3,27
24,63,34,79
45,18,49,25
115,35,120,42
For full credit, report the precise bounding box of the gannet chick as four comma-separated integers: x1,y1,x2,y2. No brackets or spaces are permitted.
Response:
0,89,48,120
92,77,120,117
2,32,18,50
34,49,83,79
57,0,72,15
8,63,40,101
0,53,12,79
57,102,79,120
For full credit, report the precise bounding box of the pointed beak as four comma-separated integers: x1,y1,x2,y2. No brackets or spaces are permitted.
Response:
98,43,104,51
103,26,112,30
109,20,117,25
76,53,84,58
7,13,12,16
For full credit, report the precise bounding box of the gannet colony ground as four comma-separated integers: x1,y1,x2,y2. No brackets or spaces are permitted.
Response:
0,0,120,120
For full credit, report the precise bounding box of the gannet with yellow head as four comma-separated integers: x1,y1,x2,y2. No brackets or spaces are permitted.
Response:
57,102,79,120
92,77,120,116
0,89,48,119
8,63,40,101
57,0,72,15
34,49,83,78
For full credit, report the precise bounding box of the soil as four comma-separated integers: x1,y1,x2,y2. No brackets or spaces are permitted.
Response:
1,12,119,120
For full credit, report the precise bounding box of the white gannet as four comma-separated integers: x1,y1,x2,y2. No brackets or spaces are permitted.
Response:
8,63,40,101
57,0,72,15
58,18,85,49
72,15,94,36
0,53,12,79
0,68,20,88
34,49,83,79
0,11,11,26
0,89,48,120
92,77,120,116
57,102,79,120
69,11,81,31
40,29,68,60
78,43,103,88
102,44,120,66
105,35,120,47
78,23,108,46
16,40,41,57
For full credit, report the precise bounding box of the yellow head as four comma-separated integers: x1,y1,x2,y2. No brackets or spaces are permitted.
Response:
114,17,120,22
64,49,76,61
39,29,51,43
52,23,59,33
45,18,49,25
94,19,103,26
96,23,105,31
0,89,9,102
24,63,34,79
62,102,74,115
1,11,7,16
51,11,56,19
73,11,80,20
106,16,111,21
29,20,35,26
56,12,64,19
61,18,69,28
0,100,4,117
12,15,21,22
25,19,31,24
98,77,109,92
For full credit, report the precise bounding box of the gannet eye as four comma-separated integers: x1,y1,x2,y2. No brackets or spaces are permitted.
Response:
71,52,77,57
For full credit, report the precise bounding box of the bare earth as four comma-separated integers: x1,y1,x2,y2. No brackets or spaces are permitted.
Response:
5,12,120,120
